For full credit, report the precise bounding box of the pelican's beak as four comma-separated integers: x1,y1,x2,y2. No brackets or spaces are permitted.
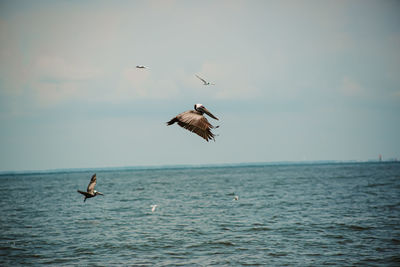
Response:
97,192,104,196
202,107,219,120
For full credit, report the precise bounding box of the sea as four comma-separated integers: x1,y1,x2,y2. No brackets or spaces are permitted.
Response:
0,162,399,266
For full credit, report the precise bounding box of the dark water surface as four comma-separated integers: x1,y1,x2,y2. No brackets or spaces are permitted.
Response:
1,162,399,266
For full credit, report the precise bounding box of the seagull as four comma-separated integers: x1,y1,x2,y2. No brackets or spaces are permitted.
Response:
167,103,219,142
77,173,104,202
195,74,215,85
151,205,158,212
136,65,149,69
234,195,239,201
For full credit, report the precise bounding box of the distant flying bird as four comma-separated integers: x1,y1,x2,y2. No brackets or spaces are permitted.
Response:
167,104,219,142
77,174,104,202
136,65,149,69
151,205,158,212
195,74,215,85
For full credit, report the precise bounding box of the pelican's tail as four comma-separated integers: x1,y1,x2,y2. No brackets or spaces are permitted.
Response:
77,190,88,202
166,118,178,126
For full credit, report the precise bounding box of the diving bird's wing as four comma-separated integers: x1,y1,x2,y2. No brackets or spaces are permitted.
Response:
87,174,97,194
175,110,216,141
195,74,207,85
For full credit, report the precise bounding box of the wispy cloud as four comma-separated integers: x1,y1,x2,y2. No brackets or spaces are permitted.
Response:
34,55,100,82
29,55,101,106
117,67,180,100
338,77,365,97
0,18,28,96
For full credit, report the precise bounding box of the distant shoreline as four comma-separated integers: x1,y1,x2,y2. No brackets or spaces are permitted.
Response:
1,160,398,176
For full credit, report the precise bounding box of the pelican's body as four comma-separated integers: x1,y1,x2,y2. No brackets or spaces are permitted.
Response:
167,104,219,142
77,174,104,202
195,74,214,85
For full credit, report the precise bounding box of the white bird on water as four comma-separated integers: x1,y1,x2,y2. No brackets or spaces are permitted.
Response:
234,195,239,201
151,205,158,212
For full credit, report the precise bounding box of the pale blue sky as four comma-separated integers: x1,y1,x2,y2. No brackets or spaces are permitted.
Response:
0,0,399,171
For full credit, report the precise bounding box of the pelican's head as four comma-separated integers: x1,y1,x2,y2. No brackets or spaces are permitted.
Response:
194,103,203,111
194,103,219,120
94,190,104,196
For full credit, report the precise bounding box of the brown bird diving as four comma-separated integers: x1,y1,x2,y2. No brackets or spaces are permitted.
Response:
77,173,104,202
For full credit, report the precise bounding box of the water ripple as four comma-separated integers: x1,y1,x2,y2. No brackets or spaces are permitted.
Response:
1,162,399,266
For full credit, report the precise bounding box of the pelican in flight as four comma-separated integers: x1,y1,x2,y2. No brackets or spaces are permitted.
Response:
195,74,215,85
77,173,104,202
136,65,149,69
167,104,219,142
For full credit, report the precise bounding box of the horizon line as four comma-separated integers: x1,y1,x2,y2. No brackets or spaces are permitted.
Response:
1,159,397,175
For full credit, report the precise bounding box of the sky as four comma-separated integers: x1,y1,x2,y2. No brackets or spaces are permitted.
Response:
0,0,399,171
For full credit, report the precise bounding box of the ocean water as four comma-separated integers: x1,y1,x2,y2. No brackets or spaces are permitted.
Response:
0,162,399,266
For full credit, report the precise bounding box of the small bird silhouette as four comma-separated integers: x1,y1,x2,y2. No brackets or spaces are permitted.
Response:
195,74,215,85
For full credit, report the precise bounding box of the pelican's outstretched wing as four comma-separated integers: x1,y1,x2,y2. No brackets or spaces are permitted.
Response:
87,173,97,194
168,110,216,141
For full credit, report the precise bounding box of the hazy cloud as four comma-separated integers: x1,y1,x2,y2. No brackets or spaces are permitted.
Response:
34,55,100,82
338,77,364,97
117,67,180,100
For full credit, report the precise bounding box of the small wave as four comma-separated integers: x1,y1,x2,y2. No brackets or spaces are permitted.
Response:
383,202,400,210
42,258,76,265
119,198,135,202
186,240,235,249
323,234,344,239
134,187,145,191
305,253,322,256
337,239,353,245
204,240,235,247
241,262,264,266
239,203,254,207
0,245,26,252
386,255,400,263
366,183,388,188
268,252,288,257
391,238,400,244
348,225,373,231
245,226,272,232
74,247,95,255
212,240,235,247
19,253,45,259
165,251,187,258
